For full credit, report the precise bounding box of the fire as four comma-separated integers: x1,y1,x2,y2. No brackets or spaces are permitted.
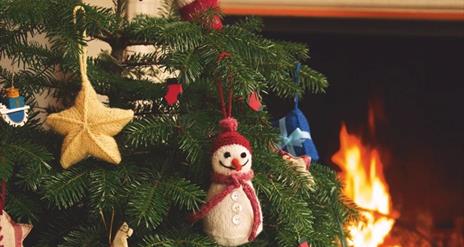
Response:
332,124,395,247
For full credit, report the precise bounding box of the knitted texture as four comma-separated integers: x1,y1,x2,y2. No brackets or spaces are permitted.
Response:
191,171,262,246
192,138,262,246
212,117,252,155
277,107,319,161
110,222,133,247
46,6,134,169
0,210,32,247
46,79,134,169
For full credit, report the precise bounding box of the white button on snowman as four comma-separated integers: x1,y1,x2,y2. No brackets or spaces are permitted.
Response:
192,118,263,246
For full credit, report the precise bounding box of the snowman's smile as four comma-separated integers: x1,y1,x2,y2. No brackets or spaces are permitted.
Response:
219,159,249,170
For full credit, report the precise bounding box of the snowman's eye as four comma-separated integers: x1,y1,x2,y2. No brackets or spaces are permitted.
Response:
224,152,231,158
241,152,247,158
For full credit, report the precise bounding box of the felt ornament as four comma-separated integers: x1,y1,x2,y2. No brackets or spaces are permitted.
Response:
110,222,133,247
190,55,262,246
299,241,310,247
46,6,134,169
276,63,319,161
0,76,30,127
190,117,263,246
176,0,223,30
247,91,262,112
280,151,314,189
0,181,33,247
164,78,183,106
0,211,32,247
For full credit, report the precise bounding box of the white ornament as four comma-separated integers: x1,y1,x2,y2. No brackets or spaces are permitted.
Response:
204,144,263,246
0,103,29,127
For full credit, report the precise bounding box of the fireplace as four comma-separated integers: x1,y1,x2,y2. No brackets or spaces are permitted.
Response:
228,17,464,246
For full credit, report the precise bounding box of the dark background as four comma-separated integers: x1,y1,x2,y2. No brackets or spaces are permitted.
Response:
229,17,464,228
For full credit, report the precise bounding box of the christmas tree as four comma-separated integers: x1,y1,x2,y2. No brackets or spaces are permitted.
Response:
0,0,357,246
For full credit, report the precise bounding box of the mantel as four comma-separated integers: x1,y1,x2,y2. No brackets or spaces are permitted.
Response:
221,0,464,21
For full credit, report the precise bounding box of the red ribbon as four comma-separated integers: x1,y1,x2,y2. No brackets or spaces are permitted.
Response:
216,52,233,119
190,170,261,241
0,180,6,212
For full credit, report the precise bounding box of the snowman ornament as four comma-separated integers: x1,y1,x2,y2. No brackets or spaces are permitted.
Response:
190,117,263,246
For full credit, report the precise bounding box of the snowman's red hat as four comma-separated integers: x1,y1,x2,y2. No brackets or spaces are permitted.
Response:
212,117,252,154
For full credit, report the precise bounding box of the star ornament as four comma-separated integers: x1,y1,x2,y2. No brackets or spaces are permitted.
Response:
0,210,32,247
46,78,134,169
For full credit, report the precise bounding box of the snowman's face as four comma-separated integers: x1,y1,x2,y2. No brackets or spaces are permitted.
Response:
212,144,252,175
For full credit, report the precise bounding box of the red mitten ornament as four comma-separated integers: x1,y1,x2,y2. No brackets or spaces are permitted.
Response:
176,0,223,30
164,79,183,106
191,118,263,246
247,91,262,112
299,241,310,247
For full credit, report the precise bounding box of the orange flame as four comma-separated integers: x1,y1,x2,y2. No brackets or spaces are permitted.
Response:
332,124,396,247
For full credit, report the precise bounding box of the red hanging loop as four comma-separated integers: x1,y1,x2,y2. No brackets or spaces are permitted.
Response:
0,180,6,213
216,51,233,118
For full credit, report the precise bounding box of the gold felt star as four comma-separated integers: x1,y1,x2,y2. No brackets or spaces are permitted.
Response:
46,78,134,169
0,210,33,247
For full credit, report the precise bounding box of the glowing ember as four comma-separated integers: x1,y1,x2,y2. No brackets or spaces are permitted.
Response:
332,124,396,247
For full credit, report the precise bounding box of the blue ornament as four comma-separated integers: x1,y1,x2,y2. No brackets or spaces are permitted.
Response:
0,87,29,127
7,95,26,122
276,63,319,161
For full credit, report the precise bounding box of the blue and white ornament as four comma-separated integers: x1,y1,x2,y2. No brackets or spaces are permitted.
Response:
276,63,319,161
0,87,30,127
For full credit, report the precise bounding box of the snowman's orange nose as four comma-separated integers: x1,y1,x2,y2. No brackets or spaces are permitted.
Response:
231,158,242,171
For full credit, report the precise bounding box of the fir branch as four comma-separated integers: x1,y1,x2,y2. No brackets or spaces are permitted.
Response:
58,225,106,247
5,192,41,223
141,233,217,247
88,168,122,211
159,177,205,211
127,183,169,228
255,174,313,243
42,166,90,209
125,115,177,148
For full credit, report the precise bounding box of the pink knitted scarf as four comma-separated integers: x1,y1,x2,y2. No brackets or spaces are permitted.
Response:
190,170,261,241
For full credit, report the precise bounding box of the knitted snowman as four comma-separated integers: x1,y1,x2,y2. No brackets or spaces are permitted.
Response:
191,117,262,246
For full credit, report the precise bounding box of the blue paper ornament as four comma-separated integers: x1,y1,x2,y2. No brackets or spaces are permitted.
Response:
276,63,319,161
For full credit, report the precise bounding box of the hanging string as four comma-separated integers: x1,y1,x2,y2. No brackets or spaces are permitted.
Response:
216,51,233,118
293,62,302,110
72,5,89,82
11,73,15,88
109,208,115,244
8,61,16,89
